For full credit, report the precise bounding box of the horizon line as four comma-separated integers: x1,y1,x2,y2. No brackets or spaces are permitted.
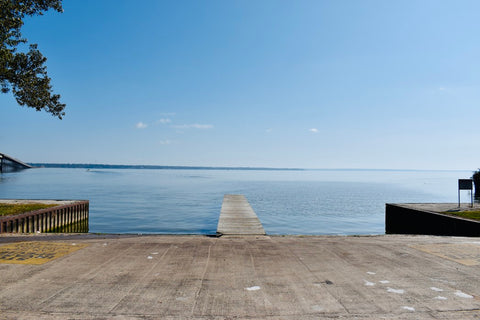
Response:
27,163,471,172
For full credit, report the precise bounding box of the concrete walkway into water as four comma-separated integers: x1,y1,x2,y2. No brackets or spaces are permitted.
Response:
0,234,480,319
217,194,266,235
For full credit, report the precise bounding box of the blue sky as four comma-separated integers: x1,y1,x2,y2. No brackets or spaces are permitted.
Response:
1,0,480,169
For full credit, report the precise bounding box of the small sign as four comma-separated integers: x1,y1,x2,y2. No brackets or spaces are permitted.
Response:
458,179,474,207
459,179,473,190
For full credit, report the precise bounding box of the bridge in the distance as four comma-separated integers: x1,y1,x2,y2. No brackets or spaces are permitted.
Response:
0,153,33,173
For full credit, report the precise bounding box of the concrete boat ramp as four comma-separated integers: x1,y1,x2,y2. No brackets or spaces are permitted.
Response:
1,234,480,319
1,196,480,319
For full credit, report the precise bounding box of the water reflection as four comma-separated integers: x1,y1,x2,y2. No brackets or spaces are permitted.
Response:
47,218,89,233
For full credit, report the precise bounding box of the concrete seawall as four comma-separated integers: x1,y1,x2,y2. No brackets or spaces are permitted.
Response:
386,203,480,237
0,200,89,233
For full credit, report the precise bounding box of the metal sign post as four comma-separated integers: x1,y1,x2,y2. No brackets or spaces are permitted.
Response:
458,179,473,207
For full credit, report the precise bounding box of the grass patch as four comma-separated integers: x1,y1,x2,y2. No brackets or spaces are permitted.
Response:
0,203,58,217
442,210,480,221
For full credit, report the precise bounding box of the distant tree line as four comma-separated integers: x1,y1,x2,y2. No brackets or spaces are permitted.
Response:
29,163,305,171
473,170,480,197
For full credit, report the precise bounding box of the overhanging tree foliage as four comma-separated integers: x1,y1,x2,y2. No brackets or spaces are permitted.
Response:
1,0,65,119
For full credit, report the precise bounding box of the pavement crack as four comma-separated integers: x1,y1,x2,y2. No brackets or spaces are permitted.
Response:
284,242,350,314
191,240,214,316
107,244,171,313
247,240,273,310
40,242,140,307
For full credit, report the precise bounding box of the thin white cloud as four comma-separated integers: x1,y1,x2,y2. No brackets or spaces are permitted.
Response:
309,128,319,133
159,139,172,145
435,86,454,94
136,122,148,129
437,86,454,94
173,124,213,129
156,118,172,124
266,128,273,133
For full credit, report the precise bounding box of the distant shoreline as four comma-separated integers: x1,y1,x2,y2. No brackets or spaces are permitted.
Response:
28,163,305,171
27,163,469,172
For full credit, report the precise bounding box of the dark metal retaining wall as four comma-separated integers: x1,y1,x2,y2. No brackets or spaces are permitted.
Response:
386,203,480,237
0,201,89,233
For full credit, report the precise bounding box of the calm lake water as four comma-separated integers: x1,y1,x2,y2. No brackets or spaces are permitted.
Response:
0,168,473,235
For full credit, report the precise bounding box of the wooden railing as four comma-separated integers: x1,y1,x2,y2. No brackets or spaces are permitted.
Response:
0,201,89,233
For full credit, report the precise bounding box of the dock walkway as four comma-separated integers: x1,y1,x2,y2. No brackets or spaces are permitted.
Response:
217,194,265,235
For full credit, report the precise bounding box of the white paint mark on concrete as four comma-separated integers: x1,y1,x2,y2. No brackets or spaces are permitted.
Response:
434,296,448,300
430,278,456,286
464,241,480,245
455,290,473,299
402,306,415,312
246,286,261,291
312,305,324,312
151,252,159,255
430,287,443,292
366,271,376,275
364,280,375,286
379,280,390,284
387,287,404,294
147,256,153,260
